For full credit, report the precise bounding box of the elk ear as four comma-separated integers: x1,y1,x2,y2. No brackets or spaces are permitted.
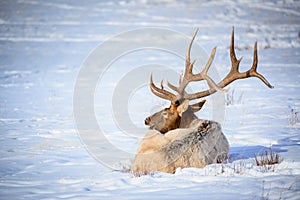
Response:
190,100,206,113
177,100,189,117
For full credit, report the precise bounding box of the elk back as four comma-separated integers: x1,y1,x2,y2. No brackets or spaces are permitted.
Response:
131,119,230,175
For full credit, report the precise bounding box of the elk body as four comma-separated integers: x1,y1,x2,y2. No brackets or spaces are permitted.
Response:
132,27,273,174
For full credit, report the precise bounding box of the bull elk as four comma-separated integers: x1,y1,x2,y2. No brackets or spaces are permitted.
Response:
145,27,273,134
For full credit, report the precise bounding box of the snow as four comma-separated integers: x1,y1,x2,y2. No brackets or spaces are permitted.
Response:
1,0,300,199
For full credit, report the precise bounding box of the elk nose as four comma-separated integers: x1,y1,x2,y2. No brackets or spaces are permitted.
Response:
145,117,151,125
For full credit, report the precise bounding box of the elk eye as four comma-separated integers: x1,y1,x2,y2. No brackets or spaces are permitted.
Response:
162,111,168,118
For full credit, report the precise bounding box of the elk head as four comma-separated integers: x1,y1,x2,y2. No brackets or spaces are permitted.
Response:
145,27,273,134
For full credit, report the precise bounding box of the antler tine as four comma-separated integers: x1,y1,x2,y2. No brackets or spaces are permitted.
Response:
160,79,164,90
230,27,237,63
166,81,180,93
230,26,242,73
202,47,217,75
248,42,274,88
149,73,177,103
186,28,199,72
198,47,227,92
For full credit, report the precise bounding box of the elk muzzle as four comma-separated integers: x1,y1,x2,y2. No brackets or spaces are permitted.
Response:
145,117,151,125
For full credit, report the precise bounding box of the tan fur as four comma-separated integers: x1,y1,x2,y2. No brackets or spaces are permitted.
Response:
131,119,230,175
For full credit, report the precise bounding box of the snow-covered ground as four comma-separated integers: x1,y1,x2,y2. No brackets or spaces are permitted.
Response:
1,0,300,199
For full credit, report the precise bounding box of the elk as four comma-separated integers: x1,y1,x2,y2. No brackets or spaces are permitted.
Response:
145,27,273,134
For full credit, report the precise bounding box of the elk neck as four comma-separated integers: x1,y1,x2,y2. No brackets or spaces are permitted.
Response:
179,109,198,128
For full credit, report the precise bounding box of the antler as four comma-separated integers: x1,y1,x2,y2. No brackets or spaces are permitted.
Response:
150,27,273,104
184,27,274,100
166,28,226,96
150,73,177,103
